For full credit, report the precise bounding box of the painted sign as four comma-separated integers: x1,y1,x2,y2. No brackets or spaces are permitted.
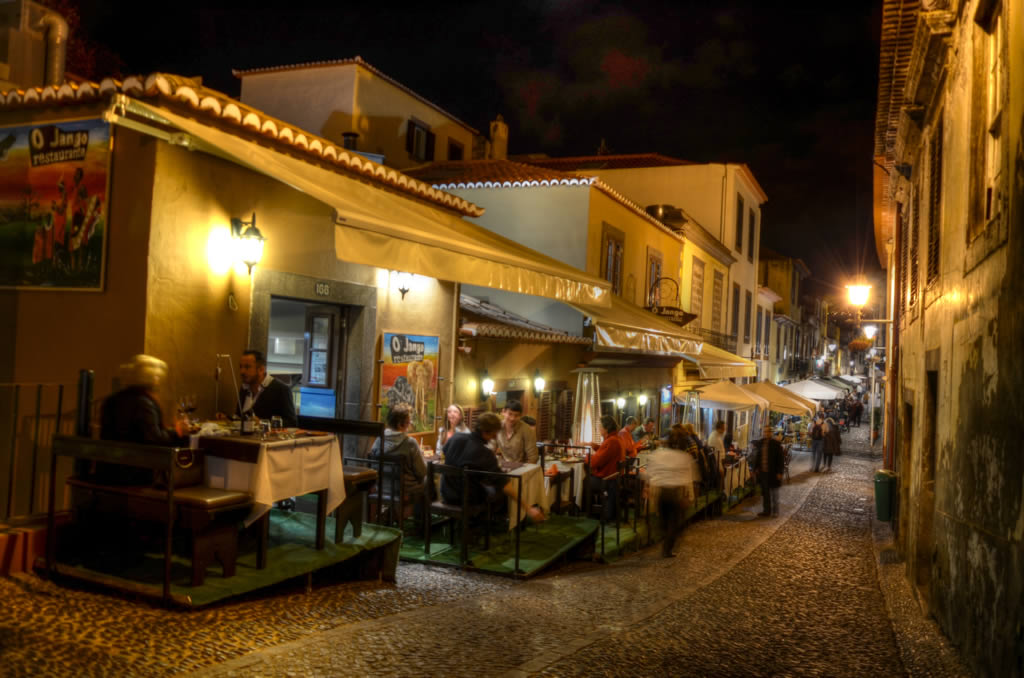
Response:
0,118,110,289
660,385,673,435
379,332,439,433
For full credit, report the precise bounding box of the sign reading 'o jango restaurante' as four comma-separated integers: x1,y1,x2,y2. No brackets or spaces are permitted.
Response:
0,117,110,290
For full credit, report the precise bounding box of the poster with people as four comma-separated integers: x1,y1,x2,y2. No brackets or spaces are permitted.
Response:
379,332,439,433
0,118,110,289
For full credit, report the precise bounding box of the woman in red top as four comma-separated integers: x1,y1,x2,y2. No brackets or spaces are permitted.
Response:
588,415,625,478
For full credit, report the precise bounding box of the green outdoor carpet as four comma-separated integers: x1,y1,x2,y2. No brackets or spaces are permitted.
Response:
50,510,401,607
399,514,599,577
596,491,722,562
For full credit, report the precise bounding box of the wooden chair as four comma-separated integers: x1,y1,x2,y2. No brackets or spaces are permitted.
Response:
584,464,620,557
422,462,491,566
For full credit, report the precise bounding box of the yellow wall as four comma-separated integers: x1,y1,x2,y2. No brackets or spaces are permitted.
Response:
585,191,684,308
145,141,458,422
679,240,730,330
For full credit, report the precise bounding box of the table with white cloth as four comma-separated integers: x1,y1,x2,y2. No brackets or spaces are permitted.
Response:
722,457,750,503
542,460,587,513
201,433,346,552
504,463,546,530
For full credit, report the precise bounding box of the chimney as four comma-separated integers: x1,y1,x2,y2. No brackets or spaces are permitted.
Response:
489,115,508,160
35,8,68,86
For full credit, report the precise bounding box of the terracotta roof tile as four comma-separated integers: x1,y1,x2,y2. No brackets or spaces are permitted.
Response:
0,74,484,218
460,295,592,345
232,55,478,134
515,153,693,171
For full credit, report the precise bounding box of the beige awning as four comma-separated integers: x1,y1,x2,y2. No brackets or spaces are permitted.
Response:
115,99,611,308
571,296,703,357
682,342,757,379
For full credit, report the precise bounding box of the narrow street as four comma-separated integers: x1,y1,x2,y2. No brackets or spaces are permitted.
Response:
1,425,969,677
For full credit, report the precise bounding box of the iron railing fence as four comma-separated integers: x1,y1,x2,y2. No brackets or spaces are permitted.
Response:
0,370,92,522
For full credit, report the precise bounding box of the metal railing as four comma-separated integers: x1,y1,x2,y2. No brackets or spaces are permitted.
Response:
1,370,93,522
694,328,738,353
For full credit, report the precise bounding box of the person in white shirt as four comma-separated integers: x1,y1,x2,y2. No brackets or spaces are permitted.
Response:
707,420,727,473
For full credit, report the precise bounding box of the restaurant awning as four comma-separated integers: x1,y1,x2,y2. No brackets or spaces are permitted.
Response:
570,295,702,357
114,99,612,308
682,342,757,379
677,380,769,412
784,380,844,401
740,381,816,416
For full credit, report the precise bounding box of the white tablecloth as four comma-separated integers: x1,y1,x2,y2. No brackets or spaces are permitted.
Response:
542,461,587,512
506,463,545,530
723,458,750,501
205,436,346,525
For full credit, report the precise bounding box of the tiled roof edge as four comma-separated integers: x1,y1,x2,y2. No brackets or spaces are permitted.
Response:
0,74,485,218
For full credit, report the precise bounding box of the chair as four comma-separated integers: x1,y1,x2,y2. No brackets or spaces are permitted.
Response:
584,465,620,557
422,462,491,566
617,457,643,542
365,452,423,532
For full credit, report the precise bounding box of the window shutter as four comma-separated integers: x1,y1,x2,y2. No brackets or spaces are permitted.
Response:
538,392,552,441
463,406,478,430
735,195,744,252
898,203,907,319
405,120,415,153
555,390,574,440
927,116,943,284
425,131,436,161
910,185,920,307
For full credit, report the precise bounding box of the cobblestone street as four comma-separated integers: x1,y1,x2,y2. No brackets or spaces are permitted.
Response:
0,425,970,677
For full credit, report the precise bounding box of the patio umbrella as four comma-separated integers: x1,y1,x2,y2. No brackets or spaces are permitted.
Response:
681,380,770,411
741,381,815,416
784,379,845,401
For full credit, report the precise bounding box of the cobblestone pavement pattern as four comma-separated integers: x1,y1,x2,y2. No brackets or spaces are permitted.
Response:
1,423,971,677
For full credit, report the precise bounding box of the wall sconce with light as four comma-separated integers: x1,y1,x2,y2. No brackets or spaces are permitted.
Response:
615,396,626,410
532,369,546,397
481,369,495,400
231,212,265,274
390,270,413,300
637,394,648,407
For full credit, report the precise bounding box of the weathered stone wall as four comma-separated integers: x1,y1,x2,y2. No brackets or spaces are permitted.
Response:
891,3,1024,673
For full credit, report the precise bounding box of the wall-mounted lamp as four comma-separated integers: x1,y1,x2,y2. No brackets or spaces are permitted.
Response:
637,394,648,407
532,369,545,397
862,325,878,340
481,369,495,400
231,212,265,274
615,397,626,409
391,270,413,300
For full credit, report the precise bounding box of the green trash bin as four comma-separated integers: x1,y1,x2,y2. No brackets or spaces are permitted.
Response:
874,470,897,521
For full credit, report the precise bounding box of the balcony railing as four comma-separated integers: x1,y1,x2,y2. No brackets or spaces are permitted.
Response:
693,328,738,354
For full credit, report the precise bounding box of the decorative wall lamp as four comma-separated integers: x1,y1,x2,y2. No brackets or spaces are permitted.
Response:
391,270,413,299
615,396,626,410
231,212,265,274
481,369,495,400
637,394,648,407
862,324,878,340
532,369,546,397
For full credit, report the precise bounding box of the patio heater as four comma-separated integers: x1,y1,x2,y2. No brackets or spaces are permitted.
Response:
682,388,701,434
571,368,604,443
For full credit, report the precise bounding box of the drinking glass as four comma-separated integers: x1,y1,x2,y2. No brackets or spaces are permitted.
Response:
271,416,284,432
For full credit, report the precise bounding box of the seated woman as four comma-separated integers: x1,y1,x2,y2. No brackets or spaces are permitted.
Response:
97,354,188,485
586,415,625,478
436,403,470,455
370,406,427,507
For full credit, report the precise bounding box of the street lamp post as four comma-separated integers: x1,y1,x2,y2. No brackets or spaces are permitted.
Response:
846,284,891,452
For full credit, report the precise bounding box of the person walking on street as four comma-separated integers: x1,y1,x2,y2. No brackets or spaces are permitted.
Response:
809,416,825,472
641,427,696,557
823,417,842,472
751,425,785,517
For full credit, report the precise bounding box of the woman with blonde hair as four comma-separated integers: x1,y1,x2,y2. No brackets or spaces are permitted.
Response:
436,403,470,454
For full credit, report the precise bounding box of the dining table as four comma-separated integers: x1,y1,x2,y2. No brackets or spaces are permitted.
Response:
199,428,346,560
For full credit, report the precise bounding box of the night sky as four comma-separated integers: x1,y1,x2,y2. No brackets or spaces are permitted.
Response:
73,0,883,299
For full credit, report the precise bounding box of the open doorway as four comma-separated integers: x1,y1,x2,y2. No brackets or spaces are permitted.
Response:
914,370,939,609
267,298,346,418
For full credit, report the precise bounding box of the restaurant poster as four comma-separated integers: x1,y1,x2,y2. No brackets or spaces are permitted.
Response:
659,385,673,436
379,332,439,433
0,117,110,290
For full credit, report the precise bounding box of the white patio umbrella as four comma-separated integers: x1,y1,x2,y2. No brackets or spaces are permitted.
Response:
741,381,815,416
784,379,845,401
684,380,770,411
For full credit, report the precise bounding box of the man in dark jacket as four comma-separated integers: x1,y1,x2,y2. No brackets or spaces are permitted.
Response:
442,412,544,523
751,425,786,517
238,350,297,426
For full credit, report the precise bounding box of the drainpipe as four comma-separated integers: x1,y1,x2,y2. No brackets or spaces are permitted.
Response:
35,10,69,86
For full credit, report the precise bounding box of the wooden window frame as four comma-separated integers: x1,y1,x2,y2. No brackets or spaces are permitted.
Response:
711,270,724,333
731,283,741,339
406,118,435,162
690,256,705,327
646,246,664,306
600,223,625,296
927,114,943,286
743,290,752,344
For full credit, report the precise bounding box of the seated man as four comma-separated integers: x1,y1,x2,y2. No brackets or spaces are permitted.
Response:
442,412,544,522
98,354,187,484
238,349,297,427
632,417,656,451
495,400,538,463
369,405,426,508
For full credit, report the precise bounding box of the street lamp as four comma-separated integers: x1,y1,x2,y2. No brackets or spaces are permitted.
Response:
847,282,893,451
863,324,878,340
